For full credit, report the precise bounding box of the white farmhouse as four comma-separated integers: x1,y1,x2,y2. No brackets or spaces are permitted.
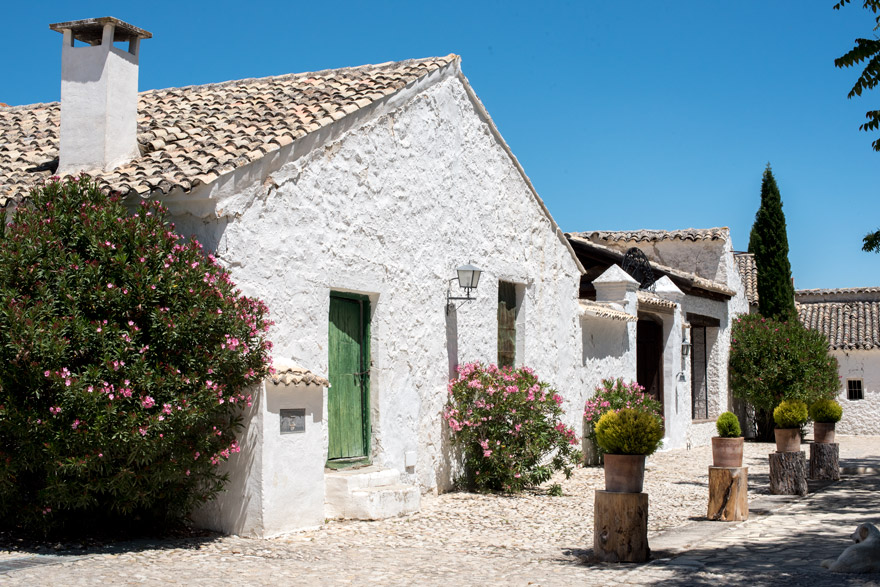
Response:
797,288,880,435
1,17,600,536
0,17,754,537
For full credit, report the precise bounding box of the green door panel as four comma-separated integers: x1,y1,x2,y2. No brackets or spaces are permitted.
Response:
328,295,368,460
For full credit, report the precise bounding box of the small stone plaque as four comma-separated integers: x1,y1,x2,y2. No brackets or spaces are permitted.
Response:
280,409,306,434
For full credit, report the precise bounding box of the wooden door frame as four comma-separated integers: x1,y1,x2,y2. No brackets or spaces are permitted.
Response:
327,291,371,468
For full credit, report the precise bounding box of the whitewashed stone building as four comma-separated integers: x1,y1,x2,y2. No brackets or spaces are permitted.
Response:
567,229,750,447
0,17,756,537
796,288,880,435
0,17,604,536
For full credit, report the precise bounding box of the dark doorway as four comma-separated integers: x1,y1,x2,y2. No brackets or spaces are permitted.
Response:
637,319,664,415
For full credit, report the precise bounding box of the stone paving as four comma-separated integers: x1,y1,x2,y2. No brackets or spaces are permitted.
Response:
1,436,879,585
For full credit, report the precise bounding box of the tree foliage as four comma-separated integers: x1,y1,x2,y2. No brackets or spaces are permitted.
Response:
748,165,796,320
834,1,880,253
729,314,839,439
0,176,274,534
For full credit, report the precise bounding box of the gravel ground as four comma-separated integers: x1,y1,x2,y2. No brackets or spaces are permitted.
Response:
1,437,876,586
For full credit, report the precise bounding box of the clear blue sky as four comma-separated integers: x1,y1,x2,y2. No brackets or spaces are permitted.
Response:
2,1,878,289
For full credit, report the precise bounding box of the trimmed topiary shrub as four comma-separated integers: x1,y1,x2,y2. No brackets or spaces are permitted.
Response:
583,378,662,453
773,400,809,429
443,362,582,493
594,409,664,456
729,313,839,440
0,176,273,534
810,399,843,424
716,412,742,438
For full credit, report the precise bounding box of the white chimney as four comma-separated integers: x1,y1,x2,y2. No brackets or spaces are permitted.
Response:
49,17,152,174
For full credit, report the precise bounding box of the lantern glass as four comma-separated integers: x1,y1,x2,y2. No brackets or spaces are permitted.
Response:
456,264,482,290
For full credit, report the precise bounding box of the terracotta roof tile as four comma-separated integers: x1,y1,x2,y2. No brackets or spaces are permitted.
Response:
269,360,330,388
583,228,730,244
0,55,458,206
637,291,678,311
797,298,880,350
734,252,758,306
578,300,636,322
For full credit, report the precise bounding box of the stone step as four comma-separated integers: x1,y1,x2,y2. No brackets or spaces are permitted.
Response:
325,467,420,520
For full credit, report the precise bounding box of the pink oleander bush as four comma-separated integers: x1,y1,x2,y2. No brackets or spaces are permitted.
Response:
583,378,662,451
443,362,581,493
0,176,273,534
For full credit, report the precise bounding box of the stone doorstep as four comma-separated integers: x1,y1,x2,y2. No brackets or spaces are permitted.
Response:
324,467,421,521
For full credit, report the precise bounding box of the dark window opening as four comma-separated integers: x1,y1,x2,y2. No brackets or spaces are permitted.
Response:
498,281,518,368
847,379,864,401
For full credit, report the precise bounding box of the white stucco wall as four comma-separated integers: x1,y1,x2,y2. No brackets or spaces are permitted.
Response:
601,236,730,283
834,349,880,435
191,381,327,537
170,69,589,494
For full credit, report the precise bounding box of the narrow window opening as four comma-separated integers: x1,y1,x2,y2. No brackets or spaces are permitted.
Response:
847,379,864,401
497,281,518,368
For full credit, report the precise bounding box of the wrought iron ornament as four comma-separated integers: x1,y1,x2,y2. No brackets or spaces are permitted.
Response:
621,247,656,291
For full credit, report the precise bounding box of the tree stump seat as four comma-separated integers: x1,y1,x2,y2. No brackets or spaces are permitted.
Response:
809,442,840,481
769,451,807,496
707,466,749,521
593,490,649,563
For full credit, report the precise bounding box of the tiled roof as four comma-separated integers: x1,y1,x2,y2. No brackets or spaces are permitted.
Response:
796,287,880,299
578,300,637,322
638,291,678,312
582,228,730,244
797,299,880,351
269,359,330,387
734,252,758,306
0,55,459,206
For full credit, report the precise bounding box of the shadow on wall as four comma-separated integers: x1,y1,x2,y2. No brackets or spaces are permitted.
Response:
582,318,630,362
438,304,463,492
190,387,261,535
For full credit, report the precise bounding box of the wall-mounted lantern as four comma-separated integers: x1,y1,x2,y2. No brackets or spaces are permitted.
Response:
681,326,692,357
446,264,482,315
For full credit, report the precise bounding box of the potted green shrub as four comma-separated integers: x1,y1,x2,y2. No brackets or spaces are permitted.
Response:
712,412,744,467
809,399,843,444
773,400,808,453
594,408,663,493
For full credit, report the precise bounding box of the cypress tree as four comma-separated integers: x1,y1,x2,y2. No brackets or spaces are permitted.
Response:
748,164,796,320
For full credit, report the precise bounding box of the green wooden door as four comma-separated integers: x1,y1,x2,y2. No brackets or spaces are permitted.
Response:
328,295,369,461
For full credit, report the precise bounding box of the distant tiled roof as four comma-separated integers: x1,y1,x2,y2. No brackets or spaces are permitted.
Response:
583,228,729,244
578,300,636,322
734,252,758,306
796,287,880,299
0,55,458,206
797,299,880,351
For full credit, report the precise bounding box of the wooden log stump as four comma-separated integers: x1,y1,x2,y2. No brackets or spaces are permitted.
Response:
769,451,807,496
707,466,749,521
810,442,840,481
593,490,649,563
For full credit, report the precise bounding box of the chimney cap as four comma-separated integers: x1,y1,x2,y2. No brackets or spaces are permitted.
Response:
49,17,152,44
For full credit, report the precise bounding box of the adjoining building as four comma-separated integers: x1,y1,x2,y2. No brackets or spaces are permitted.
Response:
796,288,880,435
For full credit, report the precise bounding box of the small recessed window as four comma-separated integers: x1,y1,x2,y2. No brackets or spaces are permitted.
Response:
847,379,864,401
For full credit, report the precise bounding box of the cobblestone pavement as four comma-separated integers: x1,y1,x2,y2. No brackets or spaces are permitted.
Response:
1,436,879,586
